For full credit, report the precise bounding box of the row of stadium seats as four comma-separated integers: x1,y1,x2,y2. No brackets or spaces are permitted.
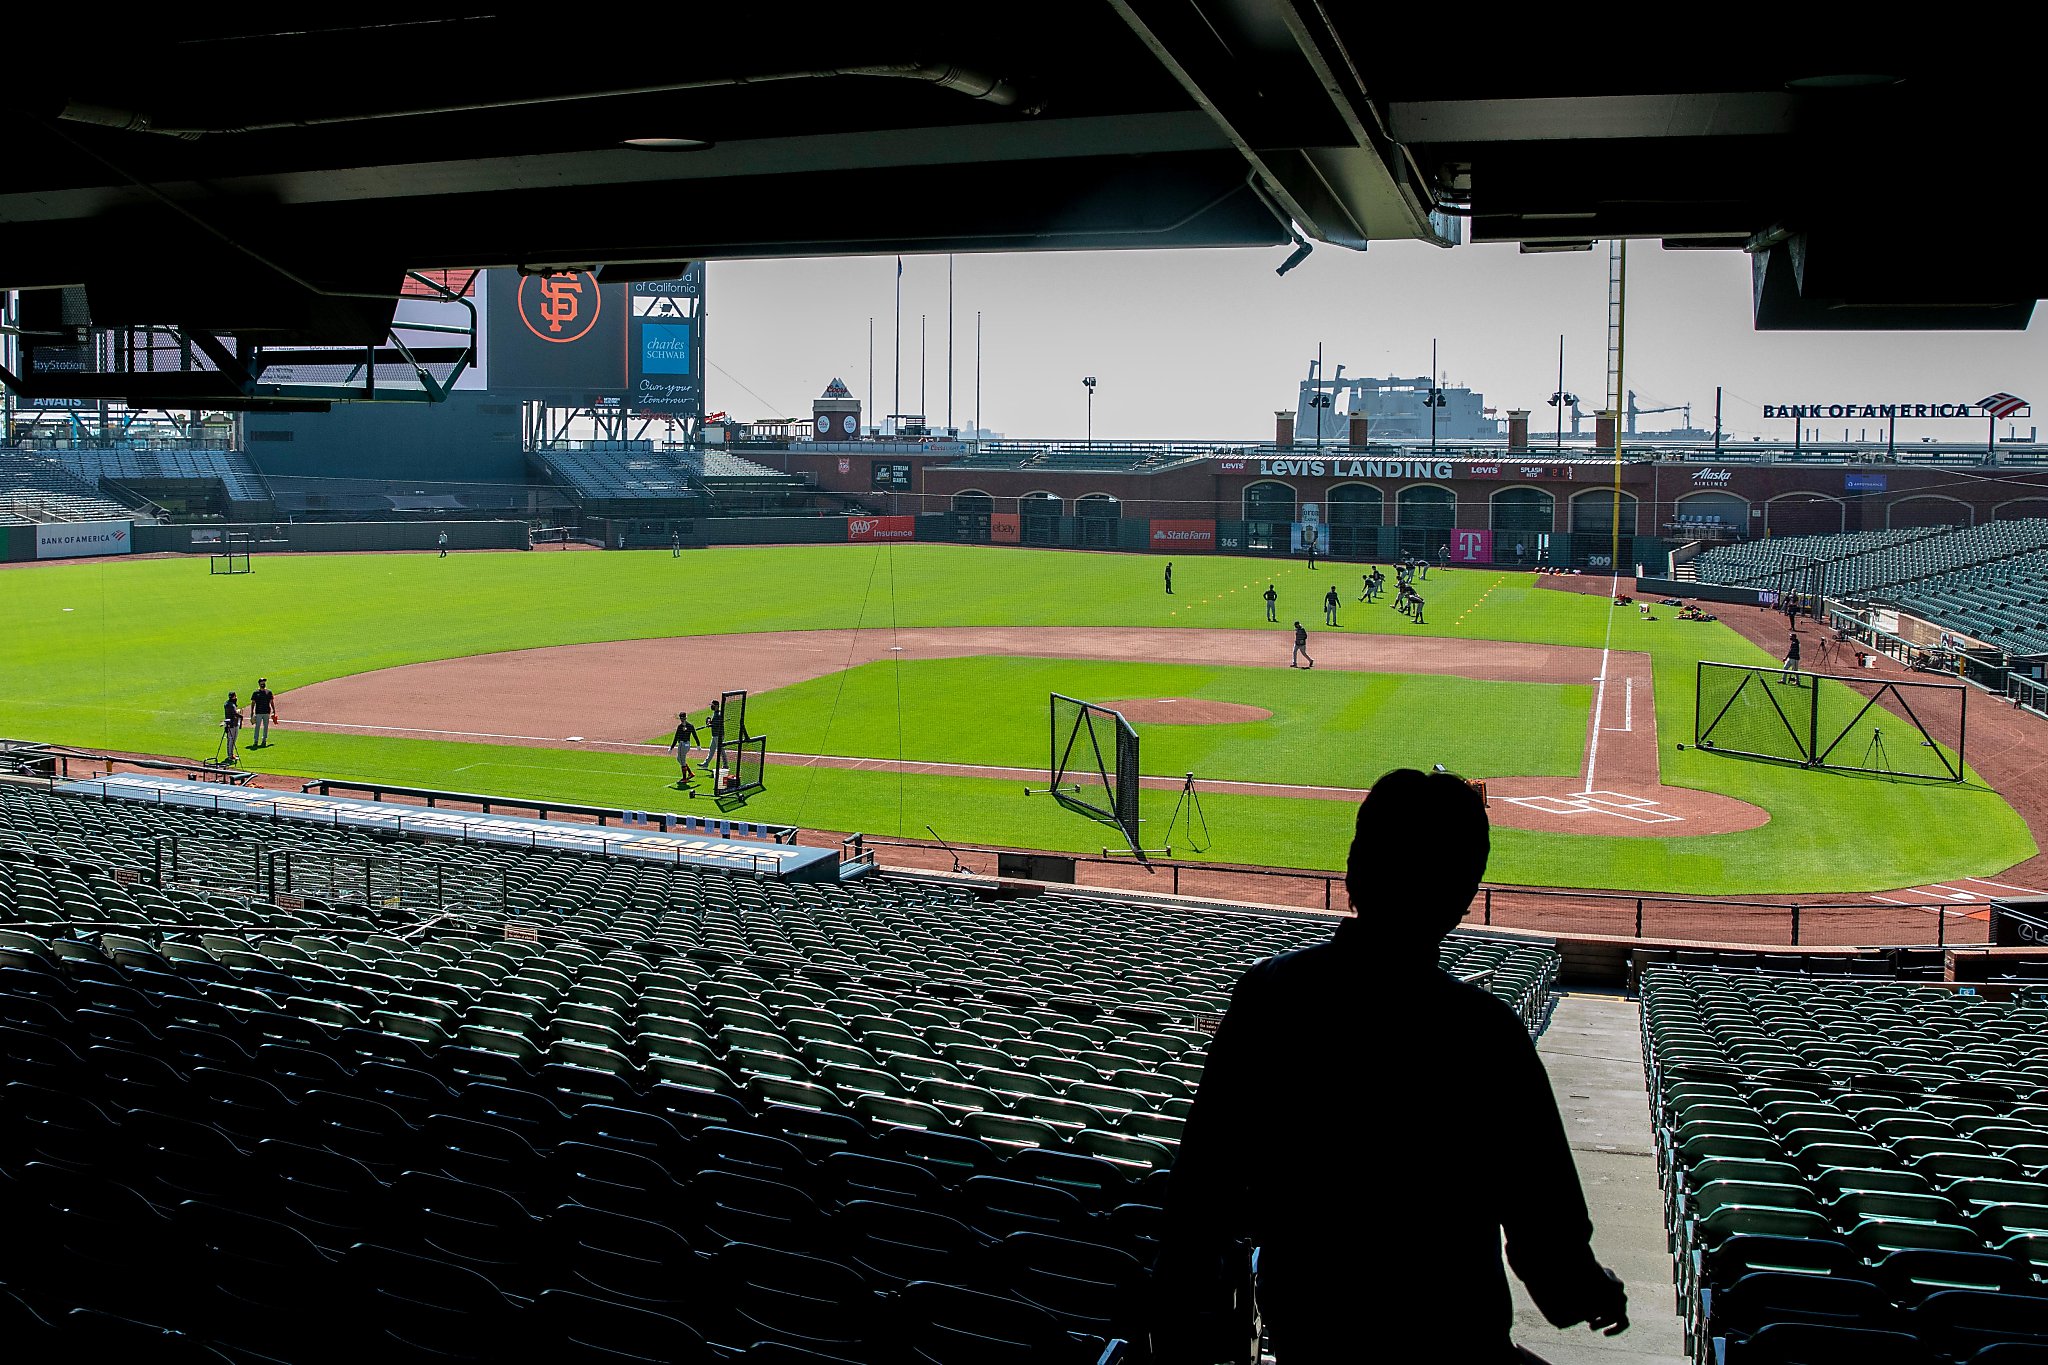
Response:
1691,518,2048,657
0,448,141,523
1642,965,2048,1362
0,787,1557,1025
51,446,271,503
1692,527,1946,588
0,779,1562,1362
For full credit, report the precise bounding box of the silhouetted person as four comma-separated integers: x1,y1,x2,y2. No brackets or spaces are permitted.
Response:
1264,584,1278,622
1155,769,1628,1363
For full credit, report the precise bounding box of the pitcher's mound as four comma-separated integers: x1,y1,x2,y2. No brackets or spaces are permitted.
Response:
1107,698,1272,725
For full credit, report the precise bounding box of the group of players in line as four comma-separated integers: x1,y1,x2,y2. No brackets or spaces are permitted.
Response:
1251,556,1437,669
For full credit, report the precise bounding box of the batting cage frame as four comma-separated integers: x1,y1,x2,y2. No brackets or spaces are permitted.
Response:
210,532,254,576
1029,693,1144,857
1693,661,1968,781
721,734,767,801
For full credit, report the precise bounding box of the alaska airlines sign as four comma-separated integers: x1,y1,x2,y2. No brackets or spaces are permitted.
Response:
1249,458,1457,478
1763,393,2030,421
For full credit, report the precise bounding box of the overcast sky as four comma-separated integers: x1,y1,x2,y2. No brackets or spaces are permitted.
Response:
703,243,2047,445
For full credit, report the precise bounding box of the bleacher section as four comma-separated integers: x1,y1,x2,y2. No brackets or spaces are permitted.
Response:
53,448,270,505
1643,965,2048,1363
1694,519,2048,657
1693,528,1943,589
534,446,799,508
0,449,143,524
678,449,801,486
0,782,1562,1361
533,447,696,501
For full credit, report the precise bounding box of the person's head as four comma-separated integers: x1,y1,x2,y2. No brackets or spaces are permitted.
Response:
227,691,237,701
678,712,687,720
1346,768,1490,943
1293,620,1302,628
257,678,267,687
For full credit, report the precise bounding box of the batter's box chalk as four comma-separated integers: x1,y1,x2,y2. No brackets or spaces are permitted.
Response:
1504,796,1591,815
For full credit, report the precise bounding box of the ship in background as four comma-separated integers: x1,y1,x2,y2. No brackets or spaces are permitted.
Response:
1294,359,1713,446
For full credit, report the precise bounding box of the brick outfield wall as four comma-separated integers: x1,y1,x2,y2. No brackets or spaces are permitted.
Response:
771,450,2048,540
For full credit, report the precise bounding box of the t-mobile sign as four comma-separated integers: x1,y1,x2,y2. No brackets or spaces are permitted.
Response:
1447,528,1492,564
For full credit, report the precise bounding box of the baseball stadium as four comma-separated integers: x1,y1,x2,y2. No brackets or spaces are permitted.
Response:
7,20,2048,1365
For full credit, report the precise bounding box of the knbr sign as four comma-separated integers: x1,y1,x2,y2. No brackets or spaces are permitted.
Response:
847,516,915,543
1148,519,1216,551
36,519,132,560
1446,528,1492,565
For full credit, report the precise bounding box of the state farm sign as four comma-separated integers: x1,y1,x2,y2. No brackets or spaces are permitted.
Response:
1148,519,1216,550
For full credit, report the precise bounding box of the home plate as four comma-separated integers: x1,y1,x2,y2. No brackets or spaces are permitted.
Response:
1503,790,1683,823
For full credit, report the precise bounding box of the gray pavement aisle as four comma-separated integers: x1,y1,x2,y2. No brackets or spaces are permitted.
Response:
1510,990,1689,1365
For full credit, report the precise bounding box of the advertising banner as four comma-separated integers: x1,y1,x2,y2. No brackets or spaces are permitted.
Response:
1845,472,1889,492
990,512,1021,544
627,264,706,417
36,519,132,560
1288,522,1322,554
1149,519,1216,551
485,269,629,400
847,516,916,543
1446,528,1492,565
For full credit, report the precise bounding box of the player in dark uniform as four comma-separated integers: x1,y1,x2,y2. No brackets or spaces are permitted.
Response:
1324,585,1340,627
705,699,727,772
249,679,278,748
1264,585,1278,622
1165,562,1174,596
668,713,700,787
1290,621,1314,669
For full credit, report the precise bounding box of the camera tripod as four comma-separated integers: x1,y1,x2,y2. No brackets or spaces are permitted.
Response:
1163,773,1212,855
1861,727,1891,775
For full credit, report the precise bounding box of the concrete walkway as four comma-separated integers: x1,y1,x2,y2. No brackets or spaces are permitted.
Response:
1510,990,1687,1365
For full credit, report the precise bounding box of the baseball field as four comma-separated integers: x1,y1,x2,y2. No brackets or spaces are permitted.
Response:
0,544,2033,895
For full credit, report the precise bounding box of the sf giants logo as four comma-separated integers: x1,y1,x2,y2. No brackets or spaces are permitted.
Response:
518,271,602,343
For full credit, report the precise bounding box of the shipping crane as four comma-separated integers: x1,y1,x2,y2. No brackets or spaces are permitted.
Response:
1626,389,1692,435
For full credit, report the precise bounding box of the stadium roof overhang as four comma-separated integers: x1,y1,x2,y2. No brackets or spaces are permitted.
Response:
3,9,2041,411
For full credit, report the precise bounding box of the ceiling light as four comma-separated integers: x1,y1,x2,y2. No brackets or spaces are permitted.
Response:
1785,74,1899,90
621,136,713,151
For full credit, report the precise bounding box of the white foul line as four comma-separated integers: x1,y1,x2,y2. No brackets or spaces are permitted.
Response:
1962,876,2048,894
1580,568,1623,795
1604,677,1634,733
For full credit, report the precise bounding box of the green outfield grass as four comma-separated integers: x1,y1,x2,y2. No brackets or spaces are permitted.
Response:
0,545,2032,893
734,657,1590,786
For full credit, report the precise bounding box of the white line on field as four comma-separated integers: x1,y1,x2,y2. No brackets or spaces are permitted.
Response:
1961,876,2048,894
1869,895,1913,905
1604,677,1634,733
1579,570,1622,794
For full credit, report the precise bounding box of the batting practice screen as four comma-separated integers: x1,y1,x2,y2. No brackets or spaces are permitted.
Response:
1048,693,1143,853
1694,661,1967,781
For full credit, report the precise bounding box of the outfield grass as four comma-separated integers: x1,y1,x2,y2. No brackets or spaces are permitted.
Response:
738,657,1590,785
0,545,2032,893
